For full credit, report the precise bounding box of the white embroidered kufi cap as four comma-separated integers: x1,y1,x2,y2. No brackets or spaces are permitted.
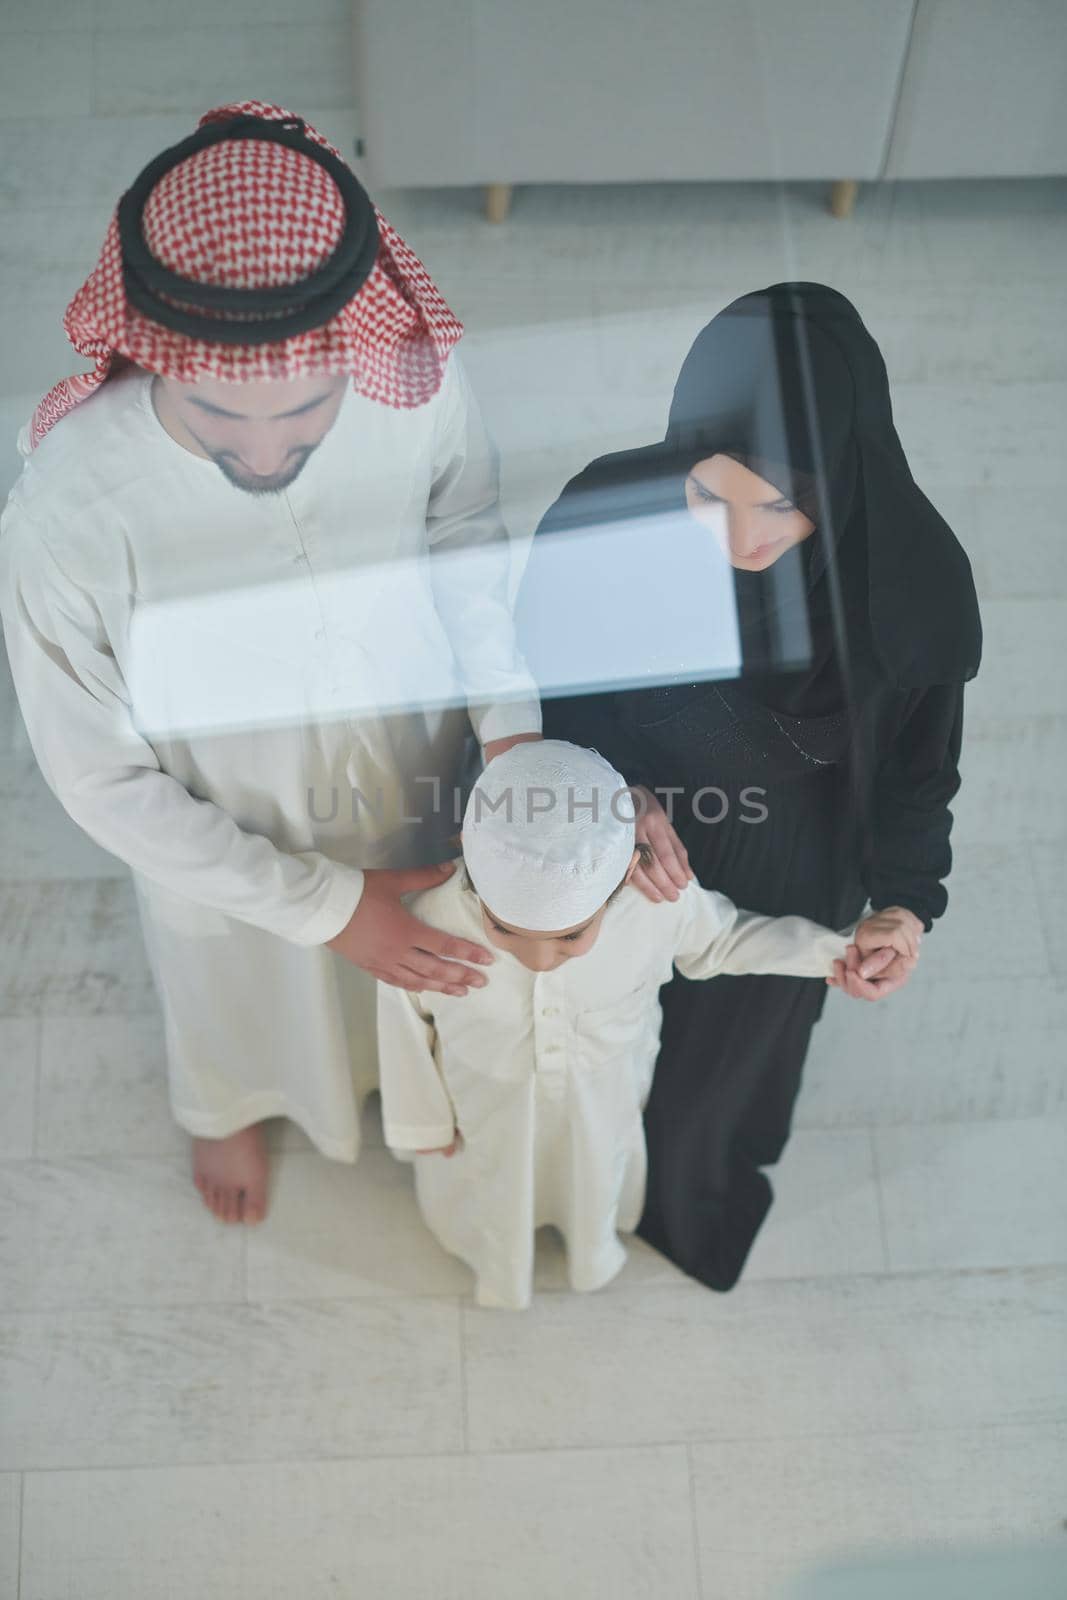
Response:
462,740,637,931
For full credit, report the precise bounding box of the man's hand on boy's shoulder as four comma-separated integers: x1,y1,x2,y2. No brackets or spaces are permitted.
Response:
326,863,494,996
828,905,924,1002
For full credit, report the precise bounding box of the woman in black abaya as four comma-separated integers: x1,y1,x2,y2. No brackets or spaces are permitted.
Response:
517,283,982,1292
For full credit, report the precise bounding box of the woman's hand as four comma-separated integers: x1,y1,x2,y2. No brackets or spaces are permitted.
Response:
827,905,924,1001
854,905,923,965
631,786,695,903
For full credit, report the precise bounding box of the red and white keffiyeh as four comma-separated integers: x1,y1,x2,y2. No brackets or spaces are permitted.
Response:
25,100,463,452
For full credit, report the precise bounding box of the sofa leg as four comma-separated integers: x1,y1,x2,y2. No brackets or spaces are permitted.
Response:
485,183,513,223
829,179,859,218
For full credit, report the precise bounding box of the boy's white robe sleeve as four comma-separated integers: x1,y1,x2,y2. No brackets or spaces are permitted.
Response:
376,984,458,1151
672,883,852,980
0,524,364,945
425,353,542,749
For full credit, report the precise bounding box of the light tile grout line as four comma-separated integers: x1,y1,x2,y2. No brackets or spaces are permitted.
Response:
10,1414,1067,1479
3,1258,1067,1320
29,1016,41,1162
685,1442,705,1600
1025,838,1057,983
869,1126,893,1274
0,1109,1044,1160
15,1472,23,1600
3,1104,1058,1164
458,1301,470,1454
239,1215,250,1306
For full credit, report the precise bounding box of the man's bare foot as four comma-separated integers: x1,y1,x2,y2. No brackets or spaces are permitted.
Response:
192,1125,269,1224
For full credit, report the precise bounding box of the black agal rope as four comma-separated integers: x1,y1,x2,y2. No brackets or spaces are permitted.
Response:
117,114,380,345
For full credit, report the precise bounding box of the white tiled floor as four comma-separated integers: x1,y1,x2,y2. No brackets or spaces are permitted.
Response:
1,13,1066,1600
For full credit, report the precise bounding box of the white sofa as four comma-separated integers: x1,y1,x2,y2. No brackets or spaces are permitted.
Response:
352,0,1067,219
883,0,1067,179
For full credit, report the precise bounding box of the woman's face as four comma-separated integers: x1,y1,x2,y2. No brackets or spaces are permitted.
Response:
685,453,816,571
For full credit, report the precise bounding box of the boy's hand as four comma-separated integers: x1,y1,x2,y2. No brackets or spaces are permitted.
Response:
415,1132,463,1157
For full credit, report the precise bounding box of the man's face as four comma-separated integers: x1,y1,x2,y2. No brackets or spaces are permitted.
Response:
152,373,349,495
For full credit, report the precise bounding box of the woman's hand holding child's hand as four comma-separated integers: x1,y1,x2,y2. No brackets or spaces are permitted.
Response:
828,905,924,1002
854,906,923,966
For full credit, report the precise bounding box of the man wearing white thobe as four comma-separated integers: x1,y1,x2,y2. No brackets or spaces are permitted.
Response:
0,104,542,1221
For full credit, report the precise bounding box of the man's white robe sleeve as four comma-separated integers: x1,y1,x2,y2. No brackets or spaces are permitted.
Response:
376,984,458,1151
672,883,852,980
425,354,542,748
0,524,364,945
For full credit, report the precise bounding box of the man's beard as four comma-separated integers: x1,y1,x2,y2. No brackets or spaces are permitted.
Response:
211,446,315,496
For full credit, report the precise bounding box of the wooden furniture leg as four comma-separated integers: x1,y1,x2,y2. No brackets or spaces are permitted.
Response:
485,183,513,223
829,179,859,218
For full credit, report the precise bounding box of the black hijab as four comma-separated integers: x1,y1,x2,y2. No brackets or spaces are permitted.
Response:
524,283,982,716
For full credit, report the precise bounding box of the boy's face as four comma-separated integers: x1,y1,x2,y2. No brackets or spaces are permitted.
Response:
475,849,641,974
478,901,608,972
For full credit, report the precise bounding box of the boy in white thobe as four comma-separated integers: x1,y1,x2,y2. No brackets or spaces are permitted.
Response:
377,741,919,1309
